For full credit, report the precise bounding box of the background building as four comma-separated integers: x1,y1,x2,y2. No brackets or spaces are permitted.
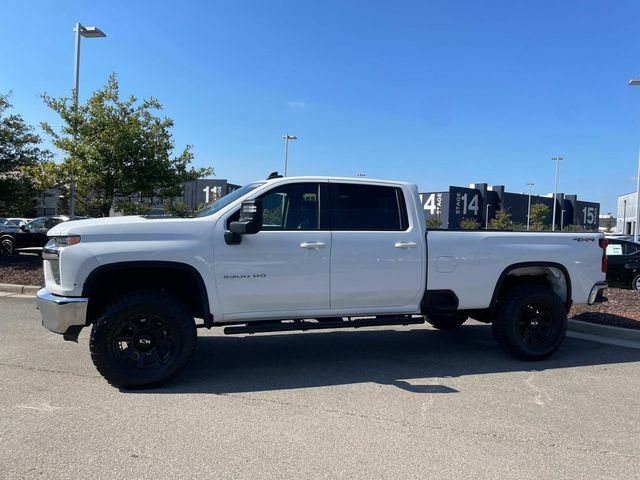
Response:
112,178,241,215
420,183,600,230
181,179,241,210
616,192,637,234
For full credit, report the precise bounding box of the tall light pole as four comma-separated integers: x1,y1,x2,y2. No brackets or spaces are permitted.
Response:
628,79,640,241
526,182,534,230
70,22,107,216
636,149,640,242
282,135,297,177
485,203,491,230
551,156,563,231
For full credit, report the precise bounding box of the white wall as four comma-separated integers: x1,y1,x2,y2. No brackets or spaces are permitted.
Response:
617,192,638,234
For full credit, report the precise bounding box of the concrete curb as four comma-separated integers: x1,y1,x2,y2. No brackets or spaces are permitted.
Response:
0,283,40,295
567,318,640,349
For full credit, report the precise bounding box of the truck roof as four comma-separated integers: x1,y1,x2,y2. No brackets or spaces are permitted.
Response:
264,175,417,189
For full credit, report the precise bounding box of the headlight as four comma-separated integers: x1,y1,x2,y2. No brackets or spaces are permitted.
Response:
49,235,81,247
43,236,81,260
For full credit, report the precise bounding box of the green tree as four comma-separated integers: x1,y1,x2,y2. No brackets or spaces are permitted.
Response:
38,74,213,217
489,208,512,230
529,203,550,230
0,92,51,216
426,217,442,229
604,214,614,233
459,217,481,230
166,201,192,218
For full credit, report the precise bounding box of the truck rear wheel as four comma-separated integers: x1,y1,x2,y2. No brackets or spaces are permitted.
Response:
492,284,566,361
427,314,467,330
90,292,197,389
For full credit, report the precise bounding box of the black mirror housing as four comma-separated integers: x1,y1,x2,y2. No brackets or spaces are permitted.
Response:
229,199,263,236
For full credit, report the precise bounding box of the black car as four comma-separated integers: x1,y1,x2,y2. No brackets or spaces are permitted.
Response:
0,216,89,255
605,238,640,289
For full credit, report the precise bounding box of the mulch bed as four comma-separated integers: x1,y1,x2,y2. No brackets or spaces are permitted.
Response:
0,254,44,287
1,254,640,330
570,288,640,330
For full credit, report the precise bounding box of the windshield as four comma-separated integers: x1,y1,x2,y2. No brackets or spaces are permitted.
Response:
195,182,265,217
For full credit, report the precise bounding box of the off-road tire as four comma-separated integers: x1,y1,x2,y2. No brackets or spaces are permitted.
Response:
427,314,467,330
492,284,566,361
90,292,197,389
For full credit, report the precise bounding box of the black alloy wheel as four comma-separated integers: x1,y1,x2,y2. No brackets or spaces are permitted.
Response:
492,284,567,361
90,292,197,389
111,313,177,370
517,304,558,348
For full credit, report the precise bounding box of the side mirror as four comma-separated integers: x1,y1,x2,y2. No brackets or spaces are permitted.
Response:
225,199,263,245
20,225,27,231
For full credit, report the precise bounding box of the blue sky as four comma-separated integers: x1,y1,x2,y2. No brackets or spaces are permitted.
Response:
2,0,640,213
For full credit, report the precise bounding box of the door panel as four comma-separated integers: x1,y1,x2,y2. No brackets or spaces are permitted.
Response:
331,231,423,308
214,230,331,315
213,182,331,318
329,183,424,310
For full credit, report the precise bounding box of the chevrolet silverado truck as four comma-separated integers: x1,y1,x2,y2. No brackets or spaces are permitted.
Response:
37,176,608,388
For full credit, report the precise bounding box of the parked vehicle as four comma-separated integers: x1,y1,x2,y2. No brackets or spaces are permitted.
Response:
0,215,89,255
8,217,32,227
0,217,19,228
0,219,22,254
36,175,608,388
604,237,640,289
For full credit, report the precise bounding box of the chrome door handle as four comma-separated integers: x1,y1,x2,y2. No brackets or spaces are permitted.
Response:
394,242,417,249
300,242,326,249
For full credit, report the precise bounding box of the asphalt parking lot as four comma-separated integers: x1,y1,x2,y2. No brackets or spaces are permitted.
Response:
1,296,639,480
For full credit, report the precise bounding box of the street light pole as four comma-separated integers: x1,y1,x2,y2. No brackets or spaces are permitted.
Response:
485,203,491,230
282,135,297,177
627,79,640,241
551,156,563,231
635,149,640,242
526,182,534,231
70,22,107,216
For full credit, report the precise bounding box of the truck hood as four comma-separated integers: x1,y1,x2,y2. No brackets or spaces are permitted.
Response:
47,215,206,238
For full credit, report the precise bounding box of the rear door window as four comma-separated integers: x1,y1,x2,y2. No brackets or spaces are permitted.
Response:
330,183,408,231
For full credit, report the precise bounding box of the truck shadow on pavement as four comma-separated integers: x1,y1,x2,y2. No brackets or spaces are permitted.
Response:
140,323,640,395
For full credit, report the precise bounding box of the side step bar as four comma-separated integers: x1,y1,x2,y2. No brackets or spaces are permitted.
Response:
223,316,425,335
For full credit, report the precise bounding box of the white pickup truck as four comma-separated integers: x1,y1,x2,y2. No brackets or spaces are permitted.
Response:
37,175,608,388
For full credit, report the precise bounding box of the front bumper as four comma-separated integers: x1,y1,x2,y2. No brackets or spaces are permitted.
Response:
36,288,88,335
588,282,608,305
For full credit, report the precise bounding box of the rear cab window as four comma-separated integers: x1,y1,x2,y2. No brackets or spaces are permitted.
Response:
330,183,408,231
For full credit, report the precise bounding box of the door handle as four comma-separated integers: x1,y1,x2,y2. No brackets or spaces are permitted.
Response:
300,242,326,249
394,242,417,249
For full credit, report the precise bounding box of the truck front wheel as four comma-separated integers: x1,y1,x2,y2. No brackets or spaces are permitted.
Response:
90,292,197,389
492,284,567,361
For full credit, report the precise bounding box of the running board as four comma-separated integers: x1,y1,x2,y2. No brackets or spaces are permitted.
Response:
223,316,425,335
